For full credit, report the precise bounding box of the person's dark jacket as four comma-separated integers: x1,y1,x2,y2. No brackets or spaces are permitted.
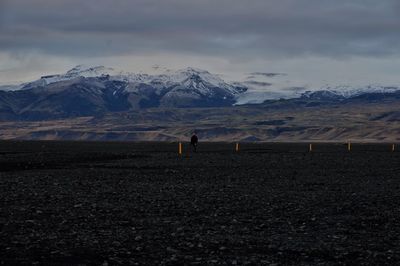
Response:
191,135,198,145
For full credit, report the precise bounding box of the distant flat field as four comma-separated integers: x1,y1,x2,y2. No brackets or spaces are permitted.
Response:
1,141,400,265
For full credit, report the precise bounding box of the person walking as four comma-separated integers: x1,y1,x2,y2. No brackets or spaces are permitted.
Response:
190,132,198,152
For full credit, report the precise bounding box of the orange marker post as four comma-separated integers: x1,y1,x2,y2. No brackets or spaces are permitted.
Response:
235,142,240,152
178,142,182,155
309,143,313,152
348,142,351,152
392,144,395,152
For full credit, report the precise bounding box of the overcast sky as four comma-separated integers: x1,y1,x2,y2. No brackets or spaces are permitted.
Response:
1,0,400,87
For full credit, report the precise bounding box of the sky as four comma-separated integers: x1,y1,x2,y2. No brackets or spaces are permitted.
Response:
1,0,400,88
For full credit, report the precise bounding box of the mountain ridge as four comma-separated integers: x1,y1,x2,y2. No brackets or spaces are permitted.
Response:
0,66,247,120
1,65,400,122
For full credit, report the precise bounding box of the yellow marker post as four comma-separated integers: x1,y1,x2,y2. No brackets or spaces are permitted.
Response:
309,143,313,152
392,144,395,152
348,142,351,152
235,142,240,152
178,142,182,155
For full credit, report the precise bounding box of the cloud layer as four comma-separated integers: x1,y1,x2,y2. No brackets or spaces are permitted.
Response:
1,0,400,85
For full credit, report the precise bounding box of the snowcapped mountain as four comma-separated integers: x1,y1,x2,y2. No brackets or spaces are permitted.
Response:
1,65,400,120
235,83,400,104
119,67,247,107
13,65,245,96
18,65,120,90
299,85,400,102
64,65,118,78
0,65,248,120
3,65,400,102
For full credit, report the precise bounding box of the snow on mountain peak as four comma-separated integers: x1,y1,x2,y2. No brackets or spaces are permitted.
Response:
313,85,400,98
65,65,118,78
163,67,244,95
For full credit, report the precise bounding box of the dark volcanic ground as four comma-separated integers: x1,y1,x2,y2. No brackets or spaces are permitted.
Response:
0,141,399,265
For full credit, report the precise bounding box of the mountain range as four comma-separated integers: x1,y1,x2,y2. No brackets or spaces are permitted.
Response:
0,66,248,120
1,65,400,120
0,65,399,141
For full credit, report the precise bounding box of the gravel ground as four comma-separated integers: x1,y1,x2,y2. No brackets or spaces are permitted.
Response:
0,141,400,265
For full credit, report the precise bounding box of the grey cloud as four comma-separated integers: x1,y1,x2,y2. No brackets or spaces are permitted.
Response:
243,81,272,87
1,0,400,60
249,73,287,78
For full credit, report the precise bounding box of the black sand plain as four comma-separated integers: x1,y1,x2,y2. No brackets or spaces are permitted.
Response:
0,141,399,265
